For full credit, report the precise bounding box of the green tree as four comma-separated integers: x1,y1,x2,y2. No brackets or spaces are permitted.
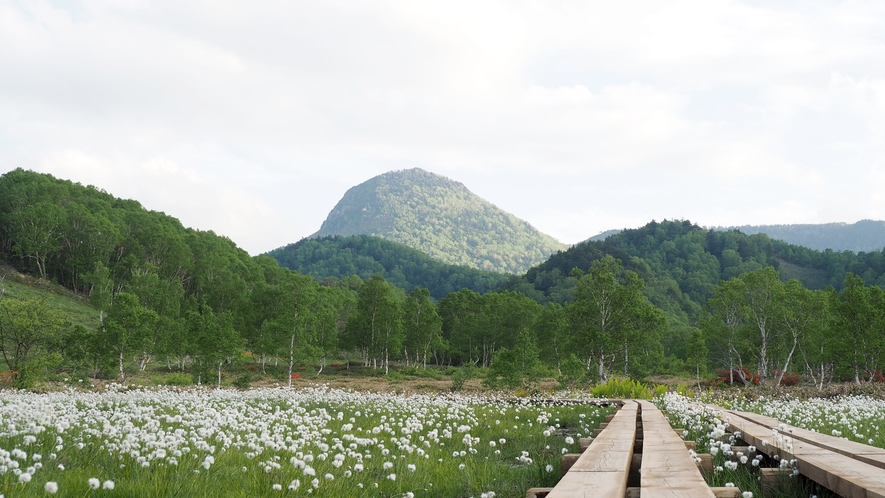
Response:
533,303,569,375
739,267,783,381
774,280,822,385
10,203,65,279
402,288,443,369
566,256,664,381
345,275,403,373
186,304,241,388
799,288,834,389
483,330,544,389
831,273,885,383
100,292,158,385
685,328,707,389
704,277,749,384
437,289,483,365
0,295,65,388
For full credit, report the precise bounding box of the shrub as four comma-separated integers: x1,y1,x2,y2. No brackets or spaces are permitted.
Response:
777,371,800,386
450,366,476,392
160,372,192,386
232,373,253,390
557,354,587,390
591,377,662,400
716,367,760,385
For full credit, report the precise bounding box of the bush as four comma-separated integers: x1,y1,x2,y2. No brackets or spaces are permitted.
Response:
397,366,444,380
450,366,476,392
591,377,663,400
557,354,587,390
778,371,800,386
158,372,192,386
232,373,253,390
716,367,761,385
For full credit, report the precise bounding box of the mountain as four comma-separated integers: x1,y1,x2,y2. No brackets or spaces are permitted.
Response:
504,219,885,327
716,220,885,253
267,235,511,300
311,168,568,274
586,229,621,242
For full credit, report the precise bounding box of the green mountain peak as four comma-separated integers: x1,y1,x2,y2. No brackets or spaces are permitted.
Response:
311,168,567,274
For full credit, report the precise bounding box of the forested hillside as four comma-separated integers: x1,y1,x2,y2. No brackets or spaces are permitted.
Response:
591,220,885,253
503,220,885,357
267,235,510,300
717,220,885,253
6,169,885,390
311,168,567,274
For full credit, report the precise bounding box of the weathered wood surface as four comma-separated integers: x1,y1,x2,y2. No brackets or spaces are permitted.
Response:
720,408,885,470
638,400,716,498
710,404,885,498
545,401,637,497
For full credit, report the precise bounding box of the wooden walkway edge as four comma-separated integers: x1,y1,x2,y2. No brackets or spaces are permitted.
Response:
706,403,885,498
531,400,728,498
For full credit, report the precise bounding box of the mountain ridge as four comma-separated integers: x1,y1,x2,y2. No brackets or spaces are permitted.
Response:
310,168,567,274
585,220,885,253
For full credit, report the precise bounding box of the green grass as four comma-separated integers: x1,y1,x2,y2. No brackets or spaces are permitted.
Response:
0,273,99,331
0,387,616,497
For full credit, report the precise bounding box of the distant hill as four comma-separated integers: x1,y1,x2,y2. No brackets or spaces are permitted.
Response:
311,168,567,274
504,219,885,331
267,235,511,300
584,220,885,253
586,229,621,242
715,220,885,253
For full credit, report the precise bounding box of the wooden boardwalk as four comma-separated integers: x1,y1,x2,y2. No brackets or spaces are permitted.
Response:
531,400,728,498
529,399,885,498
710,404,885,498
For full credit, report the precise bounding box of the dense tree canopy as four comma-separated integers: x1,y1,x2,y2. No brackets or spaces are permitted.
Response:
7,170,885,388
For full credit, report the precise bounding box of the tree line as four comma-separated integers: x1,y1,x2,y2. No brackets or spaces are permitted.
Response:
3,169,885,390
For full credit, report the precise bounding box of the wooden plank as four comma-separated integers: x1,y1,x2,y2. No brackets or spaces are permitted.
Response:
638,400,716,498
725,409,885,470
547,470,629,497
569,401,637,473
545,400,637,498
795,452,885,498
711,405,885,498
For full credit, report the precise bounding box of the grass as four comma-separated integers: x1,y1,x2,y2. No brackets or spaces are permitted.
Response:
0,386,616,497
0,268,99,331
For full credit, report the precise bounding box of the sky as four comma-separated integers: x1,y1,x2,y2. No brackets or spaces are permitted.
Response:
3,0,885,255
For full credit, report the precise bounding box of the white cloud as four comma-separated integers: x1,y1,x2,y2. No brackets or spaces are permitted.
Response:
2,0,885,254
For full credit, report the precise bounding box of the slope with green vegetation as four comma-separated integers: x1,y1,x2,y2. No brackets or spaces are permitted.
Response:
503,219,885,357
267,235,510,300
0,265,100,331
716,219,885,253
311,168,567,274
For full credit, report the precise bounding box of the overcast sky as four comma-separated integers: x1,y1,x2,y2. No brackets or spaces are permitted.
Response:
3,1,885,255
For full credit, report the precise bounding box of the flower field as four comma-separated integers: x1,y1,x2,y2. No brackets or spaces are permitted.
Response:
659,392,885,498
0,385,613,497
716,394,885,448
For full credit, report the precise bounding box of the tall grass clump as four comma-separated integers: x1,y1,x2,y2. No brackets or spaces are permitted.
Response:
590,377,666,399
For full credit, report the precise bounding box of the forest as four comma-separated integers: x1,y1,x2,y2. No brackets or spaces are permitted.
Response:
3,168,885,390
267,235,510,300
310,168,567,274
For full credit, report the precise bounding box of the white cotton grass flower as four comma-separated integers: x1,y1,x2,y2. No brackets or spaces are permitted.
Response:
18,472,31,483
272,483,282,491
44,481,58,494
102,480,115,490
